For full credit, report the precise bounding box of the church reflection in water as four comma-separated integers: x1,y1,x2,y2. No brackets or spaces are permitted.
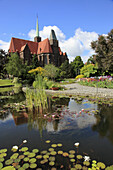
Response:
12,93,70,136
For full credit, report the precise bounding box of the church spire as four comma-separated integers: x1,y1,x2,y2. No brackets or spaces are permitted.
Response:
34,16,41,43
36,16,39,37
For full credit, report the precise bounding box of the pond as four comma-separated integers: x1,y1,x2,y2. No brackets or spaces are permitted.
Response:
0,87,113,169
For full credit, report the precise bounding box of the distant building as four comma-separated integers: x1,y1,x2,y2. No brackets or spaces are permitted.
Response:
8,18,68,67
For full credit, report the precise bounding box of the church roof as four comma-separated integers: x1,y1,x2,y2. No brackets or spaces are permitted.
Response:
9,37,38,54
38,38,53,54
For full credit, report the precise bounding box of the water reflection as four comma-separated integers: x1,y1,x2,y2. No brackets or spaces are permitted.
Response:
92,104,113,144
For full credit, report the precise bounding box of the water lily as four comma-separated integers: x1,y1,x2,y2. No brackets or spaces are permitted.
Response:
12,146,18,150
23,140,27,143
74,142,79,147
84,156,90,161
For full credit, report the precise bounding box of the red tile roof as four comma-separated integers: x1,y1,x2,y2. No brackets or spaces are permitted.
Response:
38,38,53,54
9,37,38,54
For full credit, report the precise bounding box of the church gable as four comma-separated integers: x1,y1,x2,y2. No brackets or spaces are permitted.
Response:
38,38,53,54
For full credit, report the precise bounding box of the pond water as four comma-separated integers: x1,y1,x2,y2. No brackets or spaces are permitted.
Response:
0,87,113,169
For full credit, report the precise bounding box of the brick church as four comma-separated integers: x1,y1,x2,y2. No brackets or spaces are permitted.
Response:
8,18,68,67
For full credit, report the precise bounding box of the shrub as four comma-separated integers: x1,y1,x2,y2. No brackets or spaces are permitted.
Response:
75,75,85,79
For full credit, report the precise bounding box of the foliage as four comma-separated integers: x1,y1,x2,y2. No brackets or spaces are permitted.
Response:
80,64,98,77
91,29,113,73
75,74,85,79
59,60,73,79
71,56,84,77
31,54,40,68
0,79,13,87
5,53,24,78
87,56,96,64
28,67,45,76
0,49,8,78
44,64,59,80
33,74,47,89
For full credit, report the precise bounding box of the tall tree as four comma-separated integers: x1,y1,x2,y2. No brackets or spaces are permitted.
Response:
0,49,8,78
32,54,40,68
59,60,73,78
71,56,84,76
91,29,113,73
44,64,59,80
5,52,23,77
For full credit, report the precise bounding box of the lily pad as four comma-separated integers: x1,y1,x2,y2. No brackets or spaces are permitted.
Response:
0,158,4,162
51,144,57,148
0,153,7,158
48,148,54,152
24,157,29,162
63,152,69,157
10,153,19,159
49,161,55,166
5,159,13,165
58,150,63,155
0,162,3,169
83,161,90,166
20,147,28,152
14,158,20,163
57,143,62,147
49,156,55,162
77,155,83,159
46,140,51,143
70,158,75,162
1,166,15,170
40,160,47,164
41,150,47,154
75,164,82,169
0,149,7,153
69,150,75,154
97,162,106,169
36,155,42,159
32,149,39,153
24,151,30,156
22,163,29,169
50,151,57,156
30,163,37,169
69,154,75,158
19,155,25,159
28,153,36,158
29,158,36,163
43,154,49,159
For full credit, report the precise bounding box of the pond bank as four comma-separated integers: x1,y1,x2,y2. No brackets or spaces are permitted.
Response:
45,83,113,98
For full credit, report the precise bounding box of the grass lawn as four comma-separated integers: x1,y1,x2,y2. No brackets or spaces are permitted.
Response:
0,79,13,87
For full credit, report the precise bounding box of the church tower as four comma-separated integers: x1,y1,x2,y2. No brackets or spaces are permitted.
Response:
34,17,41,42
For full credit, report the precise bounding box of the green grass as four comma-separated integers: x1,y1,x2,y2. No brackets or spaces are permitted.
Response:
0,79,13,87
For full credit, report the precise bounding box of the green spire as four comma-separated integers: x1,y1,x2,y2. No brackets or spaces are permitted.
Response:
36,17,39,37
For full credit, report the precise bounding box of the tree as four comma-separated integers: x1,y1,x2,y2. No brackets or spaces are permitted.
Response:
32,54,40,68
91,29,113,74
0,49,8,78
59,60,73,79
87,56,96,64
5,52,23,77
71,56,84,77
80,63,98,77
44,64,59,80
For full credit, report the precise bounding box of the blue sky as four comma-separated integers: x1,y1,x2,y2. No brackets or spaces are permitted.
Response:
0,0,113,62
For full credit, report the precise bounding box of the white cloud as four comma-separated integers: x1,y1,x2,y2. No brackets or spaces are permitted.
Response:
28,26,98,63
0,40,10,52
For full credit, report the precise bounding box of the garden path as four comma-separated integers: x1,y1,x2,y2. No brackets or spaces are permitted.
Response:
46,83,113,98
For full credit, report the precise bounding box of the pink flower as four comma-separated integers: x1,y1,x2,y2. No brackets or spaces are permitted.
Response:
44,115,47,117
81,109,84,112
52,115,55,118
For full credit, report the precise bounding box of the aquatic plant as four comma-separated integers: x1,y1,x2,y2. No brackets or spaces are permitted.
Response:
0,140,113,169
